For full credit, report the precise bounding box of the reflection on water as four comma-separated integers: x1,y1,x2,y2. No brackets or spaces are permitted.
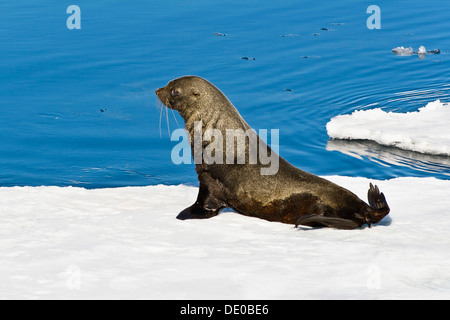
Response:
326,139,450,178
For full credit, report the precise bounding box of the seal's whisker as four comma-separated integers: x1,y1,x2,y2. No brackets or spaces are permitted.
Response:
170,108,180,128
157,100,163,138
165,103,171,137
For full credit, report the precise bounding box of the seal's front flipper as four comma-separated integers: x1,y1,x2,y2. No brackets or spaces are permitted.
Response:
296,215,360,230
177,183,226,220
176,204,220,220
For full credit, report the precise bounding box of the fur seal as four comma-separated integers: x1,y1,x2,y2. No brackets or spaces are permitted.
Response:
155,76,390,229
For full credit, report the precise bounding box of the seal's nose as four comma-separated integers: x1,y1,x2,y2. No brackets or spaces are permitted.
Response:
155,87,163,98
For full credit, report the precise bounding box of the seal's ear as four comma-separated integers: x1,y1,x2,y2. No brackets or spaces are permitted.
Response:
193,90,200,96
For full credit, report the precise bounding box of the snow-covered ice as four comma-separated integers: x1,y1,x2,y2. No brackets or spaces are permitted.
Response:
392,46,414,56
326,100,450,156
392,46,440,58
1,176,450,299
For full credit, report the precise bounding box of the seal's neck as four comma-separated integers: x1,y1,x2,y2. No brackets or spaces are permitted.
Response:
182,108,203,140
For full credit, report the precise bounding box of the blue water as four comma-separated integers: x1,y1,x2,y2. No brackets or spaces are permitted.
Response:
1,0,449,188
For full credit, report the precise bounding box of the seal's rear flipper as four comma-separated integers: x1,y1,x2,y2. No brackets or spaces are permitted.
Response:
368,183,389,211
367,183,390,224
296,215,360,230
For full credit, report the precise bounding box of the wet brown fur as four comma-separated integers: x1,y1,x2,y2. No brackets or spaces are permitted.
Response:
156,76,390,229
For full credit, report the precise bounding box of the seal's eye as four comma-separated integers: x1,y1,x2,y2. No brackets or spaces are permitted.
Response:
171,89,180,96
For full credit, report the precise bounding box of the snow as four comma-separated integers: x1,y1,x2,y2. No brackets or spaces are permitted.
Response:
392,46,440,57
392,46,414,56
1,176,450,299
326,100,450,156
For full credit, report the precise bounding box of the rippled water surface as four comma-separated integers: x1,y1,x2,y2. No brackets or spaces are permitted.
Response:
1,0,449,187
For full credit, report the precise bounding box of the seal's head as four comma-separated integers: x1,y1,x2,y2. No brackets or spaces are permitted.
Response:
155,76,232,120
155,76,201,112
